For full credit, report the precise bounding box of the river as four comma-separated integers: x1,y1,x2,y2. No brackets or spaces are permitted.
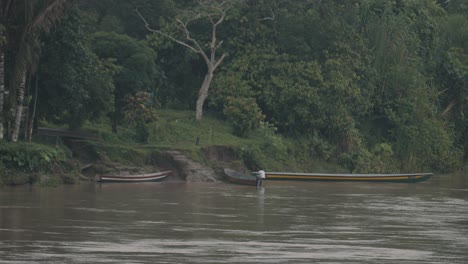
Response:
1,173,467,263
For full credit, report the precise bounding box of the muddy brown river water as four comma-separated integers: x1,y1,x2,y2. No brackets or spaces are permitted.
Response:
1,173,467,263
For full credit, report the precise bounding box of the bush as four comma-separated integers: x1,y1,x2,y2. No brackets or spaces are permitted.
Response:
308,132,336,161
238,145,266,171
123,91,158,127
223,96,264,137
135,121,150,143
0,142,70,171
338,143,398,173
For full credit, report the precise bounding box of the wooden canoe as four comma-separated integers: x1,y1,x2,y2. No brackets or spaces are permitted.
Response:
224,168,258,186
98,170,172,183
265,172,433,183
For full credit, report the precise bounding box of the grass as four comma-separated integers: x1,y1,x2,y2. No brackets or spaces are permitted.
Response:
80,110,249,149
147,110,251,149
44,109,345,173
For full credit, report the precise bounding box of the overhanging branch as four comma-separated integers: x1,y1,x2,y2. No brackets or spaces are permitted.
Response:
135,8,200,54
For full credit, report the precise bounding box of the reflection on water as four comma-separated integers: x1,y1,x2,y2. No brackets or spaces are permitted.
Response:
1,174,468,263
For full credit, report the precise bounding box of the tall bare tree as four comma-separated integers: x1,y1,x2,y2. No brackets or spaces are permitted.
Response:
137,0,235,121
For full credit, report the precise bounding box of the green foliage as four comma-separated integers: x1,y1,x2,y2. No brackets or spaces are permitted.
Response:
122,91,158,126
135,121,150,143
260,123,288,156
1,0,69,138
442,0,468,16
208,0,468,171
78,0,178,38
146,110,248,148
223,96,264,137
90,32,158,127
122,91,158,143
3,0,466,175
101,145,149,166
339,143,398,173
238,145,266,171
306,132,336,161
210,57,254,110
0,142,69,171
214,50,325,136
148,31,201,109
38,7,117,129
90,32,157,94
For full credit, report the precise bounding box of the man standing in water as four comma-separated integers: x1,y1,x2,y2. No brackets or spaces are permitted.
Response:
255,170,265,187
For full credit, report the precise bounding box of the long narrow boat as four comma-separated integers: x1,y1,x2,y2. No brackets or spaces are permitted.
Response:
224,168,258,186
265,172,433,183
98,171,172,183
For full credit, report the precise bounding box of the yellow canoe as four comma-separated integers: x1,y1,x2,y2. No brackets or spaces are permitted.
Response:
265,172,433,183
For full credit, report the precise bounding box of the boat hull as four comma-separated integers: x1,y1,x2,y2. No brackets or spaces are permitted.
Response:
224,169,258,186
265,172,433,183
99,171,172,183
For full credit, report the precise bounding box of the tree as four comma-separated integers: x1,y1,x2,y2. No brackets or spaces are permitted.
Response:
357,0,456,170
37,7,118,129
122,91,157,143
77,0,178,39
434,3,468,160
0,0,68,142
136,0,235,121
90,32,157,132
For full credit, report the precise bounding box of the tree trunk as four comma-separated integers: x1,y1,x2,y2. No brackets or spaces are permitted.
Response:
23,74,31,140
0,52,4,140
111,111,118,133
11,71,26,142
27,74,39,142
196,71,214,121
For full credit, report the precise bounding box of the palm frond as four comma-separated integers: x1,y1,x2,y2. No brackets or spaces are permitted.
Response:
30,0,68,33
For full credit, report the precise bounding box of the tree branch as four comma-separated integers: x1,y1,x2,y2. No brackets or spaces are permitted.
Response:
135,8,200,54
136,3,226,71
175,19,210,65
213,53,226,71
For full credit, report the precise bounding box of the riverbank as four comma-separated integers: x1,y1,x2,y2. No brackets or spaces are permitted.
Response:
0,138,231,186
1,110,345,186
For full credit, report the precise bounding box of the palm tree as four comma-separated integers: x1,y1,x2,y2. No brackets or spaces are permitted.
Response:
0,0,68,142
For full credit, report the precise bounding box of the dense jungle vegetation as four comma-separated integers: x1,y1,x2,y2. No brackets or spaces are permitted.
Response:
1,0,468,183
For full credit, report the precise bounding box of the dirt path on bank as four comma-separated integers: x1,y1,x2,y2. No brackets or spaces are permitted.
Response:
164,150,218,182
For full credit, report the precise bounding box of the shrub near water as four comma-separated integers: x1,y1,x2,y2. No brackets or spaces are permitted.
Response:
0,142,69,172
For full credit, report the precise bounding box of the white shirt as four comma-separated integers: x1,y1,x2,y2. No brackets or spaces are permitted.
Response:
258,170,266,179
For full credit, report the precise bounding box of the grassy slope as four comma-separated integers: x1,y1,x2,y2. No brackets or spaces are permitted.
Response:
81,109,345,173
149,110,250,149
